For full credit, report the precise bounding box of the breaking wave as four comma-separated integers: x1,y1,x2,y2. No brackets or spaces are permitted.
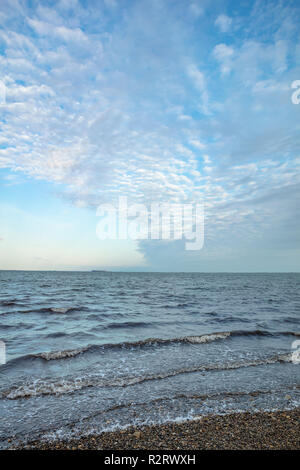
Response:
2,353,293,400
35,347,89,361
49,307,74,314
3,330,299,367
0,306,86,316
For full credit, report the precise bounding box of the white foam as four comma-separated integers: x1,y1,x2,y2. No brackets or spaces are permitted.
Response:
3,378,96,399
51,307,71,314
186,332,231,343
37,347,88,361
3,353,292,400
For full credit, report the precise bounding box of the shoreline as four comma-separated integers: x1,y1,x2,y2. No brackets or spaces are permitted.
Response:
10,408,300,450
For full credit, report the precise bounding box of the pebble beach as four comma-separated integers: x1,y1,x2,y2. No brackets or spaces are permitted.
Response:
10,409,300,450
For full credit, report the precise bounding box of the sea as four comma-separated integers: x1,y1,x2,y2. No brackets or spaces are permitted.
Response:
0,271,299,448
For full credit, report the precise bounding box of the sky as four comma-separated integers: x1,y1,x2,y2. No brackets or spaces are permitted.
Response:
0,0,300,272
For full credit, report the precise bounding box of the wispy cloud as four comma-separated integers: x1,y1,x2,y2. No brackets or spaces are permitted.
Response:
215,14,232,33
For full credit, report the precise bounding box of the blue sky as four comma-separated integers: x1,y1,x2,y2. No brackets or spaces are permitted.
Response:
0,0,300,271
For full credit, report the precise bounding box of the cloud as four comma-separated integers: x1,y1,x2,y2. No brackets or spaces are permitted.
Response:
186,64,210,115
213,43,234,75
0,0,300,270
215,14,232,32
189,2,204,18
189,139,206,150
27,17,88,43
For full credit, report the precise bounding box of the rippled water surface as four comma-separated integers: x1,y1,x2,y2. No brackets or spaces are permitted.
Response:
0,271,299,447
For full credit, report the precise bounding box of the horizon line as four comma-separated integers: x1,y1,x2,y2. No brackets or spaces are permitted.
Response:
0,269,299,274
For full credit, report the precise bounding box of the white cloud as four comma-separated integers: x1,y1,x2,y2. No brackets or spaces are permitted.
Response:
190,139,206,150
213,43,234,75
215,14,232,33
0,0,300,270
189,2,204,18
252,79,289,94
203,154,211,164
186,64,210,115
27,17,88,43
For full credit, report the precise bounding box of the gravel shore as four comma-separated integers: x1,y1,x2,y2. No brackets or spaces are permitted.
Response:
10,409,300,450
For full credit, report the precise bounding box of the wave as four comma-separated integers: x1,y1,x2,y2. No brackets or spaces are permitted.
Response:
50,307,73,314
97,329,299,347
2,332,231,367
45,332,68,338
43,306,85,314
0,300,19,307
0,306,85,316
0,322,34,330
2,353,293,400
35,347,89,361
231,329,300,338
161,302,195,309
104,321,151,329
3,330,299,368
76,385,300,420
104,331,231,347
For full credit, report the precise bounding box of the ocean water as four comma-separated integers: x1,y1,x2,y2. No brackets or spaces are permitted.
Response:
0,271,299,448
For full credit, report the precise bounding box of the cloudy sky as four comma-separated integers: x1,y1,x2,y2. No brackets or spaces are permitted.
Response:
0,0,299,271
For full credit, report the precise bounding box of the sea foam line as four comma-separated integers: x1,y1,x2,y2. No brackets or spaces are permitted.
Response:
2,353,293,400
4,329,299,365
